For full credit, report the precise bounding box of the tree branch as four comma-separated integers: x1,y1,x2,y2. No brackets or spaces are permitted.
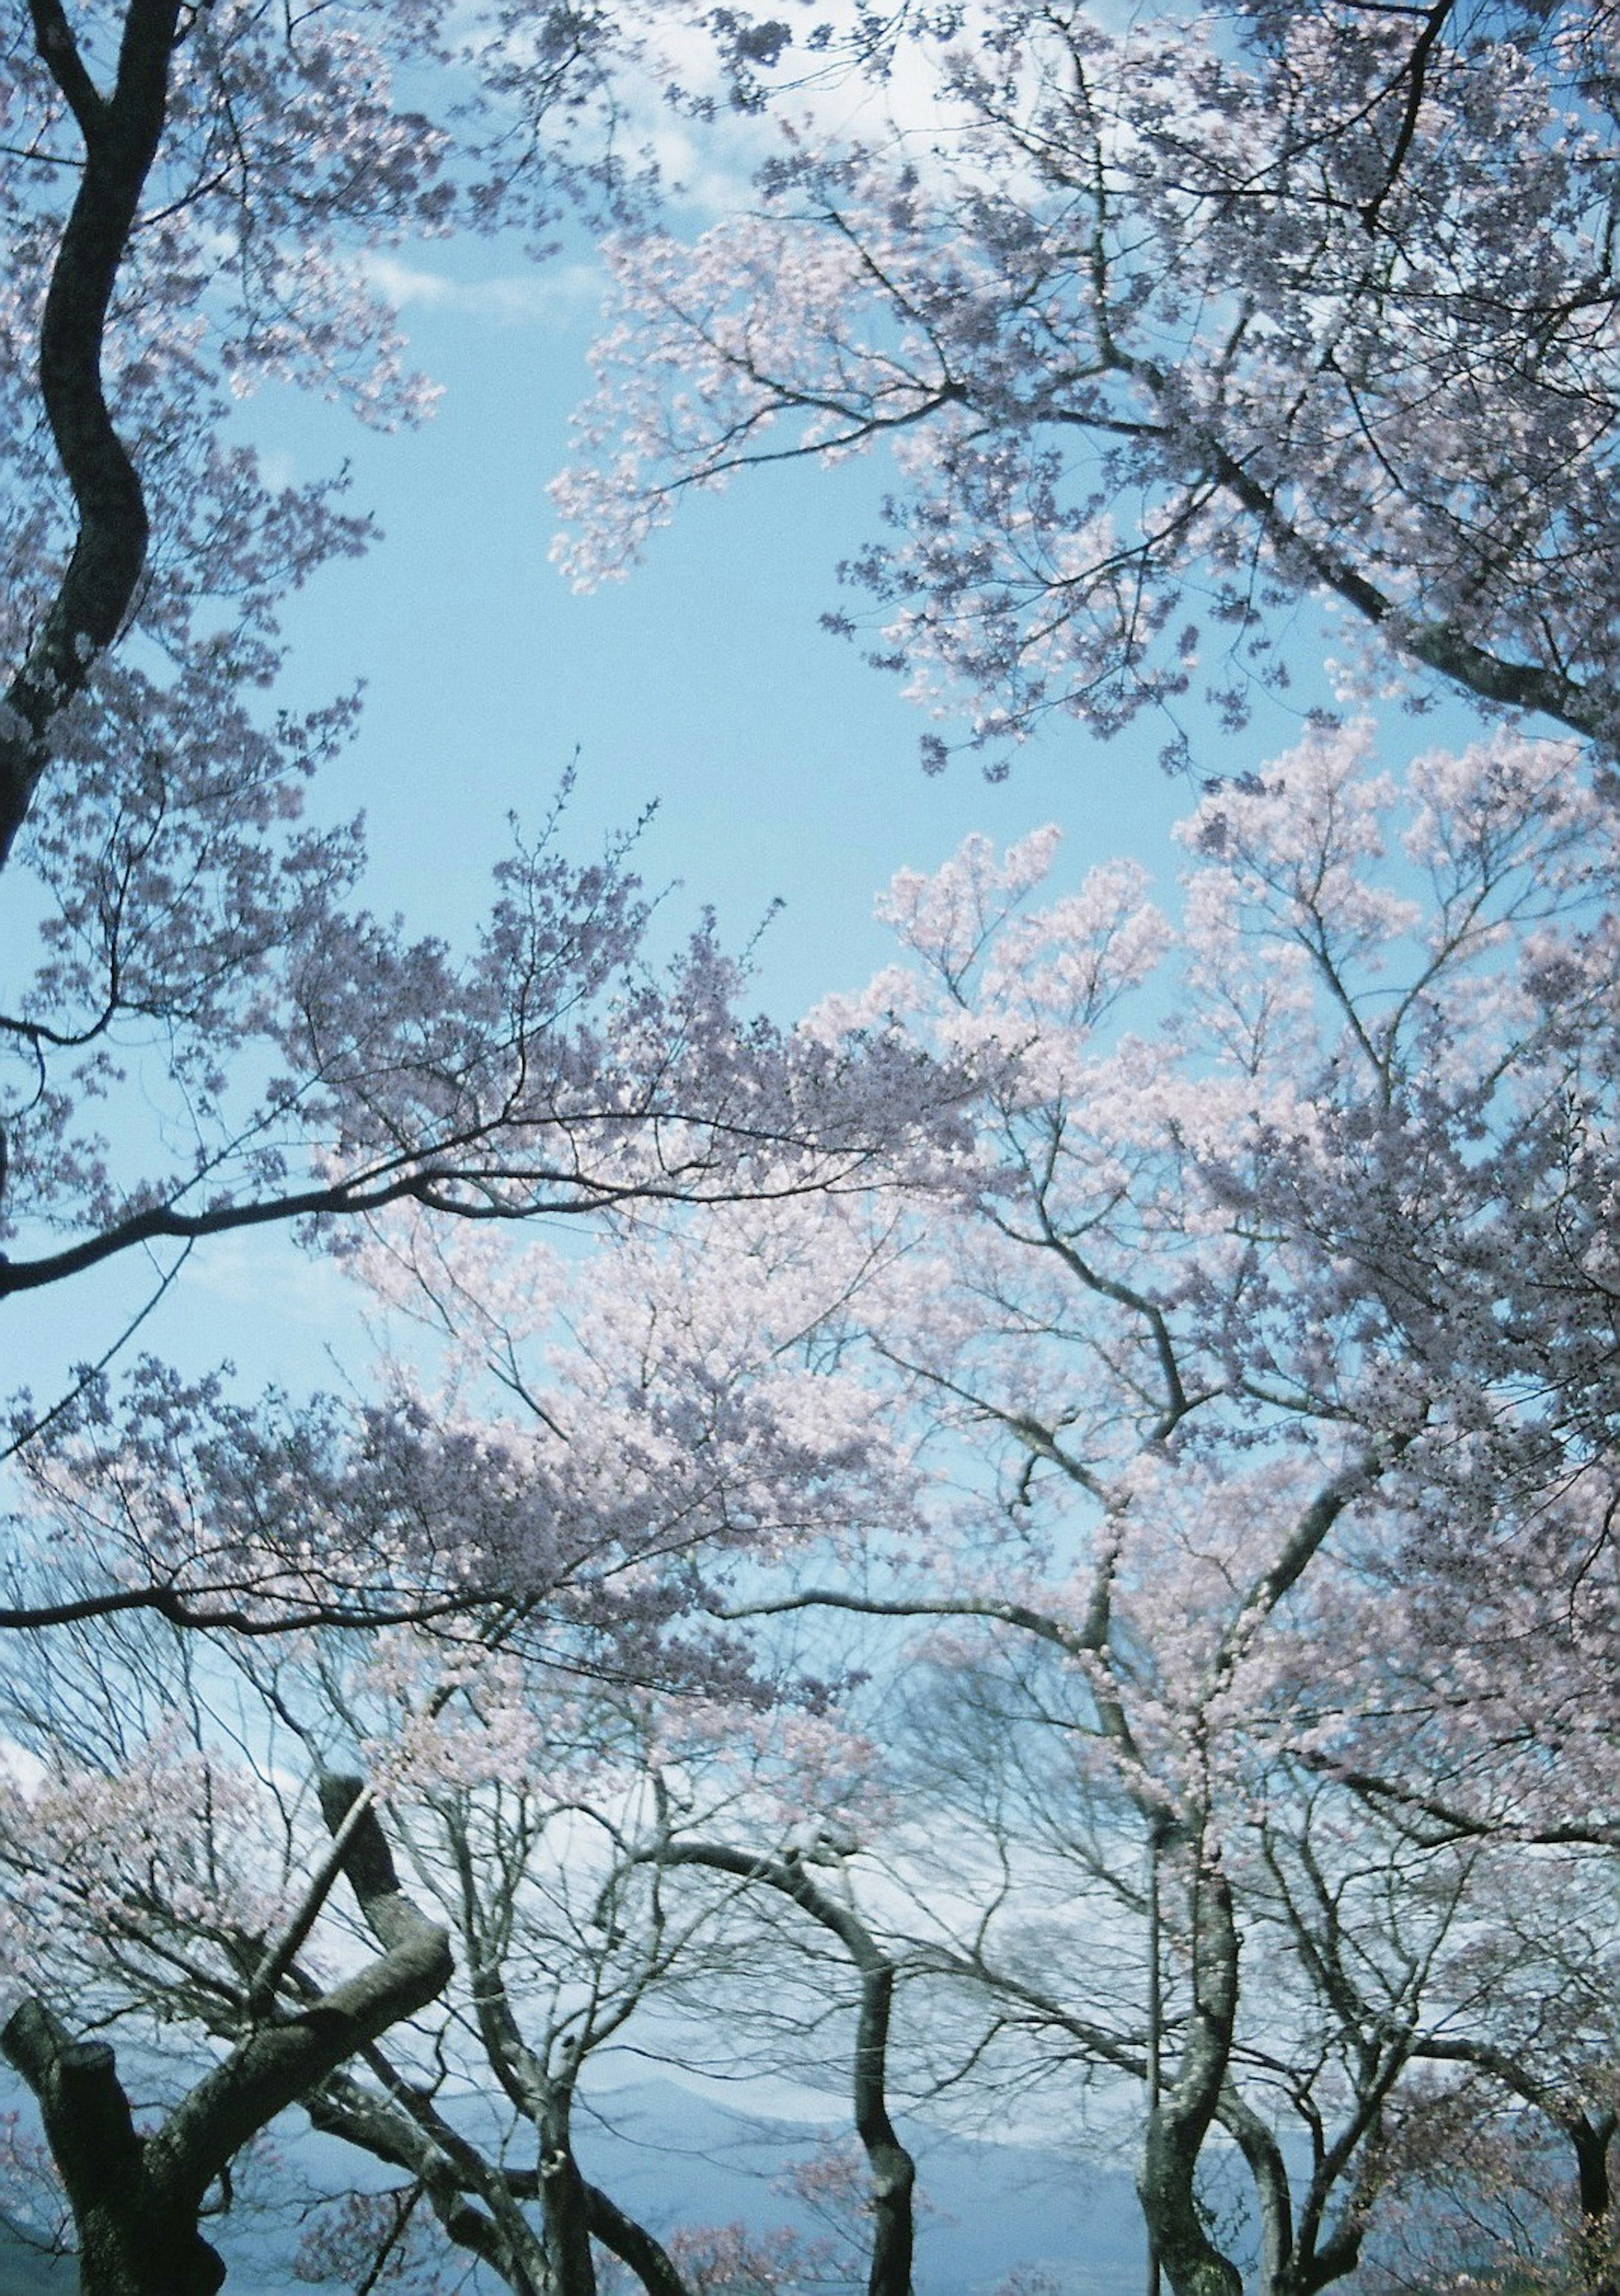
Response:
644,1839,915,2296
4,0,184,867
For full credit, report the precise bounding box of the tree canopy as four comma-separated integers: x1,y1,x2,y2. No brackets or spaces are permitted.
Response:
556,0,1620,767
5,4,1620,2294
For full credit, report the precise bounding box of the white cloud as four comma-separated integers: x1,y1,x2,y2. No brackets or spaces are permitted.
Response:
360,253,603,327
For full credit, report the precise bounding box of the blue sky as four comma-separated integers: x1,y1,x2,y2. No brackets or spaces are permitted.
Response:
256,228,1209,1006
19,214,1493,1415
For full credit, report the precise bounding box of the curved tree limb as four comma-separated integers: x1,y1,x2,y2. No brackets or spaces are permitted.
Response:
1,1771,452,2296
3,0,183,867
645,1839,916,2296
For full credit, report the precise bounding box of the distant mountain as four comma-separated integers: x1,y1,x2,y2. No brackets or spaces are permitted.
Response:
0,2072,1150,2296
572,2077,1149,2296
0,2215,72,2296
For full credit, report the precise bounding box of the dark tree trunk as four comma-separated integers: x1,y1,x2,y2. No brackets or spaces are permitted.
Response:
3,0,181,868
2,1777,451,2296
539,2085,598,2296
1571,2112,1618,2296
1415,2044,1620,2296
1136,1866,1243,2296
460,1937,599,2296
309,2060,693,2296
308,2062,550,2295
0,2005,224,2296
853,1961,915,2296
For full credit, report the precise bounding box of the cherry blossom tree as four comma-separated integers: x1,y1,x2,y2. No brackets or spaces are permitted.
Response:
0,1575,715,2291
294,710,1620,2293
11,700,1620,2290
275,712,1620,2293
241,1204,958,2296
38,10,1620,2286
0,1577,915,2296
0,1595,454,2296
554,0,1620,768
0,0,975,1442
2,0,738,871
0,1179,919,2290
294,1632,913,2296
294,714,1620,2289
1386,1852,1620,2295
0,19,973,2258
678,716,1620,2293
